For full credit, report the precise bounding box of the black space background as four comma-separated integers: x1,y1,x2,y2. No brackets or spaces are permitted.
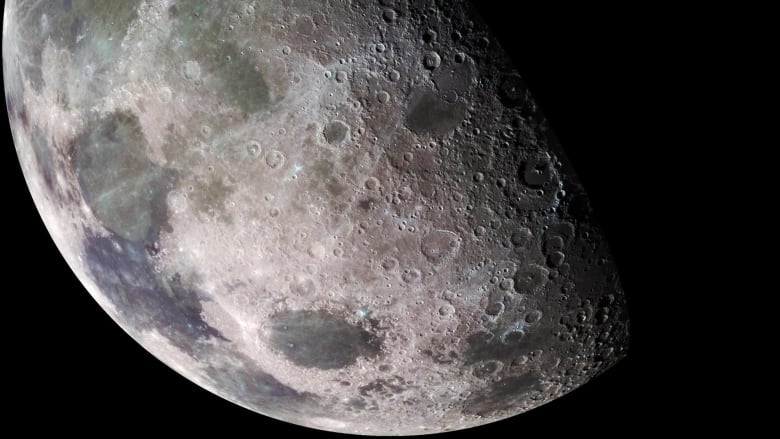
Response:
2,2,707,436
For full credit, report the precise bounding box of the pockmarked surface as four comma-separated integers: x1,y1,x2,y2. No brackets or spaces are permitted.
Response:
3,0,629,435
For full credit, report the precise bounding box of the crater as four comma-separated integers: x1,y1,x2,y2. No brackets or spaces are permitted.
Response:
514,264,550,293
323,120,350,145
421,229,460,265
270,310,383,370
498,72,527,108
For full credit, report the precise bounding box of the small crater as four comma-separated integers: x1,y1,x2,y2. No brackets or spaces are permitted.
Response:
547,222,576,244
157,87,173,103
473,360,501,379
323,121,350,145
498,73,526,107
514,264,549,292
499,278,514,291
364,177,380,190
401,268,422,283
422,51,442,70
295,16,315,36
265,151,285,169
308,242,326,259
381,257,399,271
377,91,391,104
547,251,566,267
438,304,455,316
291,278,316,296
421,230,460,265
511,227,534,249
545,236,565,254
523,155,553,188
398,186,413,201
247,141,261,157
525,310,543,324
485,302,504,317
182,60,201,80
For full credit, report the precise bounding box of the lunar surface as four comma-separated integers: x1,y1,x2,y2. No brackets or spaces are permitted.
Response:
3,0,629,435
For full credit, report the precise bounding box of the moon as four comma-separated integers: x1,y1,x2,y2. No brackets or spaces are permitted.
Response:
3,0,629,435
